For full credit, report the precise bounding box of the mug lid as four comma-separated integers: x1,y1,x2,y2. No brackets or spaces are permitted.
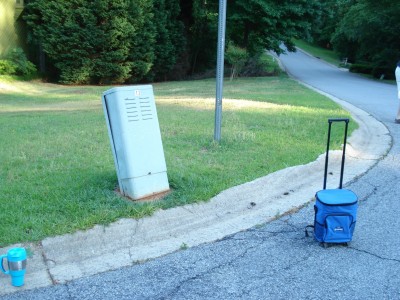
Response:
8,247,27,259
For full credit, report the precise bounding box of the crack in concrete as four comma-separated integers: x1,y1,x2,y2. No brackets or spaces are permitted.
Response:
348,247,400,264
181,206,196,214
159,241,264,299
224,227,298,241
360,186,378,202
281,215,304,230
282,255,313,272
39,242,58,286
347,154,384,161
128,222,139,263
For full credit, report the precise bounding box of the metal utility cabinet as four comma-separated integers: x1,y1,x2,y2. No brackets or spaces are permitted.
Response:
102,85,169,200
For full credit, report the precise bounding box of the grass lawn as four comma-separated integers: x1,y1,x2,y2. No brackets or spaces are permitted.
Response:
0,74,355,246
294,40,342,66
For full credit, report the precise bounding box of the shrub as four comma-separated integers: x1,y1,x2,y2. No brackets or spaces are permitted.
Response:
225,42,248,80
349,63,373,74
24,0,185,84
349,63,395,80
241,54,281,77
0,48,36,76
0,60,17,75
24,0,154,84
8,48,37,76
371,66,395,80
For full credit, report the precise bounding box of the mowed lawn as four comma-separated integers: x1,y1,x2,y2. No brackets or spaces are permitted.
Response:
0,74,355,246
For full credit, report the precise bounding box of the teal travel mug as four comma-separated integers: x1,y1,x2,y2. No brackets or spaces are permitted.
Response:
1,247,27,287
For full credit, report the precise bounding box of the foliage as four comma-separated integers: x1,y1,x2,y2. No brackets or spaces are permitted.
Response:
179,0,219,74
24,0,185,84
0,48,36,76
350,61,396,80
349,63,373,75
126,0,156,83
225,42,248,80
308,0,355,48
180,0,321,75
23,0,325,83
225,50,281,79
0,60,17,75
309,0,400,77
146,0,186,81
8,48,37,76
228,0,321,56
241,54,281,77
25,1,137,84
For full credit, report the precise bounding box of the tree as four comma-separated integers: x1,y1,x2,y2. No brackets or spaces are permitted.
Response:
179,0,218,74
90,0,139,84
225,42,248,80
24,0,155,84
332,0,400,78
126,0,156,83
308,0,355,49
146,0,186,81
24,0,325,83
228,0,321,56
181,0,321,75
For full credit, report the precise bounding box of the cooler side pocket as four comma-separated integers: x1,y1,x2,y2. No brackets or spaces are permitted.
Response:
324,214,353,243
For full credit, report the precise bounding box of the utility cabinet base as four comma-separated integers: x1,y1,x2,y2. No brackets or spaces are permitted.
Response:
121,173,170,200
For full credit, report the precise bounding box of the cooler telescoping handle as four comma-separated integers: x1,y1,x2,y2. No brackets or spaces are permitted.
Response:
323,118,350,190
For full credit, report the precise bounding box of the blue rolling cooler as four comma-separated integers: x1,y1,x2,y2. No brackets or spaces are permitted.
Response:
308,118,358,246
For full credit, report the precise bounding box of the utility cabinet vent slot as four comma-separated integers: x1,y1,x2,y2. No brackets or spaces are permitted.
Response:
124,96,154,122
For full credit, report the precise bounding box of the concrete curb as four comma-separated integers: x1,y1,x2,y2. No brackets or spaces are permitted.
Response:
0,97,391,296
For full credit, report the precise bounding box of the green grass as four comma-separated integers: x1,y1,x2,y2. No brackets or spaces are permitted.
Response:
294,40,342,67
0,74,355,246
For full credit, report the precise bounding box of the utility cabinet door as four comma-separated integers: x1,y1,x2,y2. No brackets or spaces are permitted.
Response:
102,85,167,180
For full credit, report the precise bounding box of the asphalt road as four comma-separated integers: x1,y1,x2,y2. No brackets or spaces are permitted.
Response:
4,50,400,300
